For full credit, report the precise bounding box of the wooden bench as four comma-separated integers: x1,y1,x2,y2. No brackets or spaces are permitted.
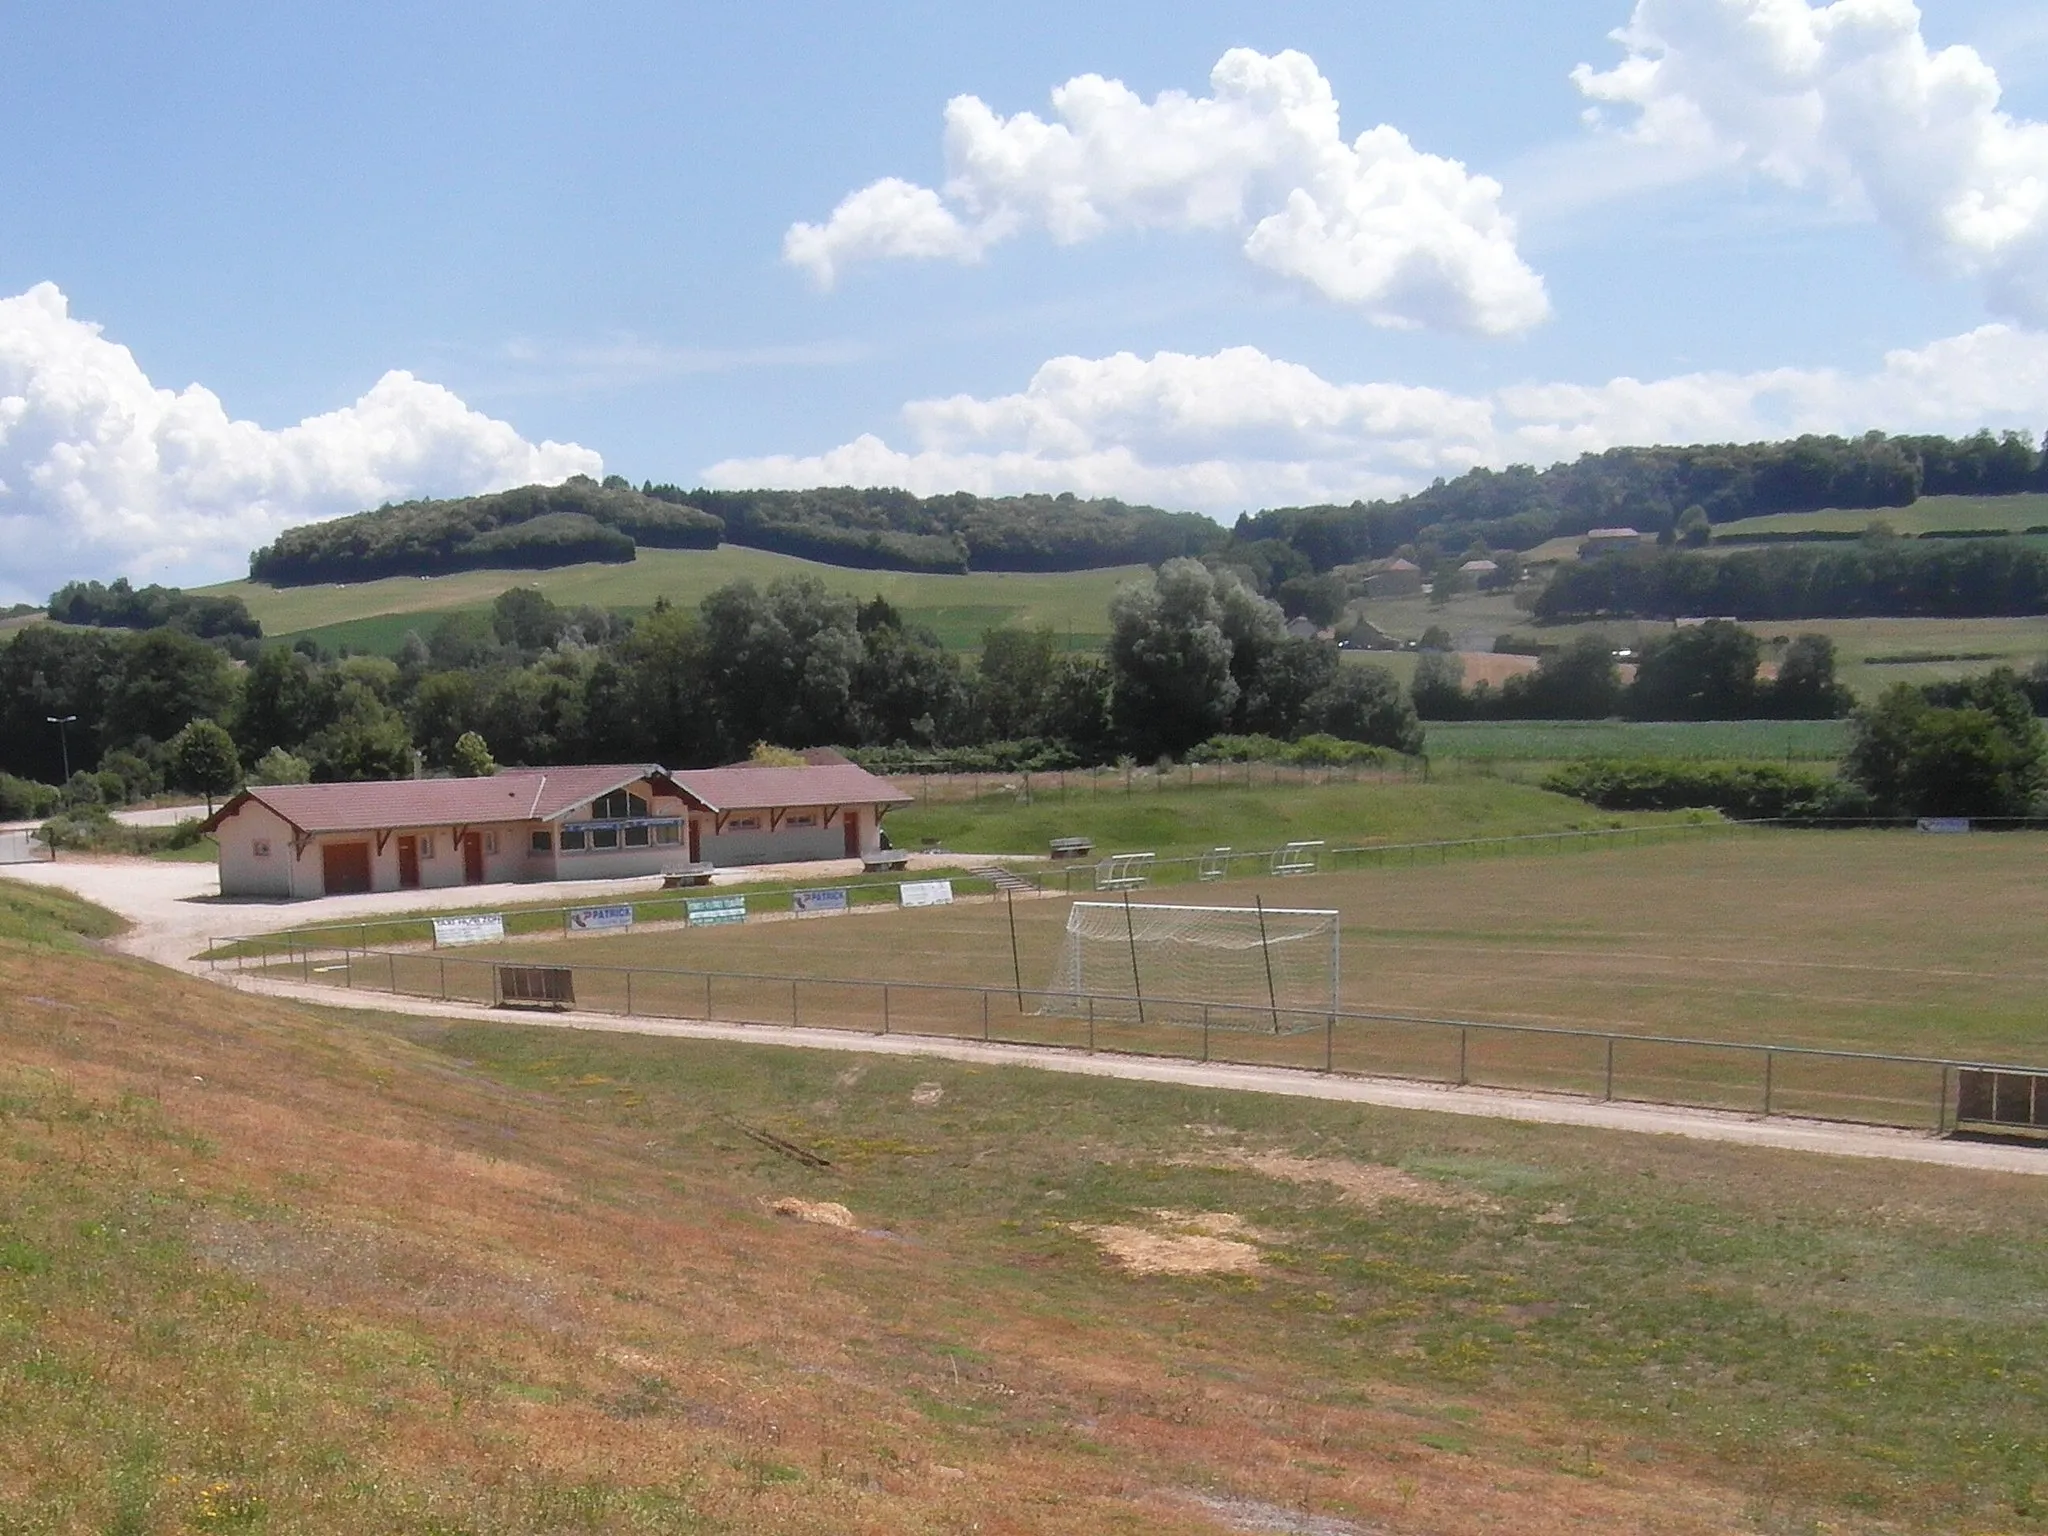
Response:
659,862,716,888
1049,836,1094,860
862,849,912,873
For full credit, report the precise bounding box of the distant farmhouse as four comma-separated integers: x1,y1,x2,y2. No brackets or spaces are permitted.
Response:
1364,557,1424,598
1578,527,1646,556
199,761,912,900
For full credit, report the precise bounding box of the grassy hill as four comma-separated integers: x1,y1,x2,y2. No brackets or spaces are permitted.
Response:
7,876,2048,1532
1713,491,2048,538
205,547,1142,655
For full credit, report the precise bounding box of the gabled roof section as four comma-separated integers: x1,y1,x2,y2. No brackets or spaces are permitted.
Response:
667,762,912,814
198,764,677,836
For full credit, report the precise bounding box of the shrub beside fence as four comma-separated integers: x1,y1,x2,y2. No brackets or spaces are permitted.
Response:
217,933,2019,1136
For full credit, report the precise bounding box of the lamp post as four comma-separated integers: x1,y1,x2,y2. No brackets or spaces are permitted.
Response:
45,715,76,782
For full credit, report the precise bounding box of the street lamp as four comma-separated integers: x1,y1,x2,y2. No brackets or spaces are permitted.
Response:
45,715,76,782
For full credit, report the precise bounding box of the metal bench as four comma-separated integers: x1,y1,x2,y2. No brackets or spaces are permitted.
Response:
1094,851,1155,891
862,849,912,873
659,861,716,888
1198,846,1232,881
1272,840,1324,877
1049,836,1094,860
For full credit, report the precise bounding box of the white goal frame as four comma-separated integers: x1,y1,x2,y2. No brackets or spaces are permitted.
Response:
1039,900,1340,1033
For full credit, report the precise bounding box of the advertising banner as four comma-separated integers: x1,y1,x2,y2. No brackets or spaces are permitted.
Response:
433,913,505,947
687,895,748,926
1916,817,1971,834
898,879,954,909
793,887,850,916
568,904,634,932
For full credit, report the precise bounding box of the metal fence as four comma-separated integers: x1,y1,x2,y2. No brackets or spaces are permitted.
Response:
0,828,49,865
890,757,1420,807
216,934,2030,1136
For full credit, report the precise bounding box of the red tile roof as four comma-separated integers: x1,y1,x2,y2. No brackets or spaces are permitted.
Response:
199,764,673,836
668,763,912,813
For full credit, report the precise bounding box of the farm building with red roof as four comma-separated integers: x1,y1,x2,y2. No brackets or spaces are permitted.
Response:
198,761,912,899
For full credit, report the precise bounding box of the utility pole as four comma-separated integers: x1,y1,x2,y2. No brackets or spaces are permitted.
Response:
45,715,76,782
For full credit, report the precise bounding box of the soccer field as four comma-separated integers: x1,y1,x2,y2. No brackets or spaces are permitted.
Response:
465,829,2047,1064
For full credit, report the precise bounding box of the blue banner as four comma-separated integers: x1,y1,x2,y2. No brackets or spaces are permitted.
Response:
568,904,634,932
793,887,849,916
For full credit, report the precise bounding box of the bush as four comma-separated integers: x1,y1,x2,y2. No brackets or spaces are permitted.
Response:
1542,759,1869,820
1187,734,1393,767
0,773,58,821
847,740,1084,774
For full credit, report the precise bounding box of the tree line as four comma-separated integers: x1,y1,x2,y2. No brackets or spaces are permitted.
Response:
237,428,2048,591
47,578,261,640
1413,622,1858,722
1535,537,2048,621
0,559,1422,811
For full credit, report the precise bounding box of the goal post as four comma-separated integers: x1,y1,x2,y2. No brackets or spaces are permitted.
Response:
1038,900,1340,1033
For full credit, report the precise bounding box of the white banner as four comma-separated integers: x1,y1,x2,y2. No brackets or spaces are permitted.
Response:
898,879,954,909
433,913,505,947
569,904,634,932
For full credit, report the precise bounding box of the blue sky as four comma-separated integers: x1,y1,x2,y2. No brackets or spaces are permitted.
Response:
3,0,2048,600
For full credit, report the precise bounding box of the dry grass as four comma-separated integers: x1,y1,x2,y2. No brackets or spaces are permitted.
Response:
0,887,1829,1535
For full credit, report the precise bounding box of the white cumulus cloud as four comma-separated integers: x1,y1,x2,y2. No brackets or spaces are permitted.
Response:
0,283,601,603
704,326,2048,514
1574,0,2048,322
784,48,1551,336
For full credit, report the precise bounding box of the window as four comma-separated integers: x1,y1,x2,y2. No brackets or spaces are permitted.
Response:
654,822,681,845
785,812,817,829
725,815,761,832
561,828,586,851
483,832,499,855
530,830,553,853
421,836,435,859
592,790,650,820
252,839,271,858
624,825,650,848
592,826,619,850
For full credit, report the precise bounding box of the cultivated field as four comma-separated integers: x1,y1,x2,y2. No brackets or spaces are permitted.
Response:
1422,718,1849,763
202,547,1139,655
8,878,2048,1533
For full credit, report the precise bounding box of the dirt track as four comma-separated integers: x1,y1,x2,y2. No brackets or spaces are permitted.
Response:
7,854,2046,1178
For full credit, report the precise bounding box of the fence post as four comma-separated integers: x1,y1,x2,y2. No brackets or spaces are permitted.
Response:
982,989,990,1042
1200,1004,1209,1062
389,952,398,995
439,957,447,1001
881,983,890,1035
1324,1012,1334,1073
1457,1027,1468,1086
626,971,634,1016
1936,1063,1952,1135
1762,1048,1774,1118
792,977,800,1028
1603,1037,1615,1101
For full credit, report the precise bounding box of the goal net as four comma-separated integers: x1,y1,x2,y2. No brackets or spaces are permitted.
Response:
1038,901,1339,1033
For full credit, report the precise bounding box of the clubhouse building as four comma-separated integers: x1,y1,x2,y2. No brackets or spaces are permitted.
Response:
199,761,914,900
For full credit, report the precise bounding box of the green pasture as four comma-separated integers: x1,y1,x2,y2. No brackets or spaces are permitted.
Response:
202,546,1138,655
1423,718,1850,762
1716,491,2048,538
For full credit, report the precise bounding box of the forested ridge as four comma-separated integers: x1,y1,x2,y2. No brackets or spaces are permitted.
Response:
241,428,2048,587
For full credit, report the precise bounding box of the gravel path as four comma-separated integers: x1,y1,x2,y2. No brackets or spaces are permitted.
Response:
7,853,2045,1177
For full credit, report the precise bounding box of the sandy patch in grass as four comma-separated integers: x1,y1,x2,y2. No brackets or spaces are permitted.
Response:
1075,1209,1268,1276
769,1196,856,1229
1191,1150,1499,1213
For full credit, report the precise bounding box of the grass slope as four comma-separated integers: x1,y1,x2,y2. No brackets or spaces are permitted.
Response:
1716,491,2048,537
6,887,2043,1533
203,548,1140,655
